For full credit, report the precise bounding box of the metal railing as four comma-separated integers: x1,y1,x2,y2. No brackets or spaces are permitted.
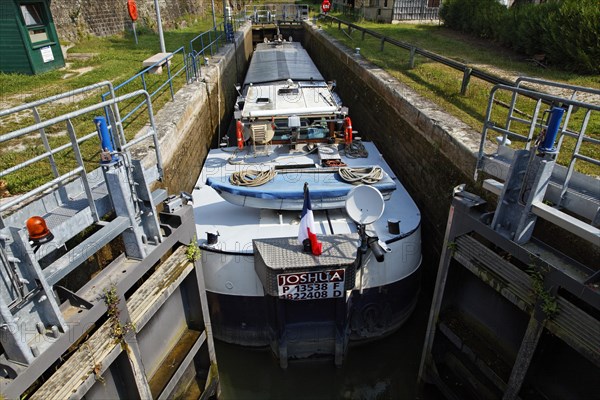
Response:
0,82,120,205
101,46,188,125
244,4,309,24
317,15,598,222
320,14,514,95
188,22,228,80
0,87,162,220
0,19,247,224
101,20,243,126
476,82,600,222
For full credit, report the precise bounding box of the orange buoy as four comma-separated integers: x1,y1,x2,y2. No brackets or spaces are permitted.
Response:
343,116,353,144
127,0,138,21
236,120,244,150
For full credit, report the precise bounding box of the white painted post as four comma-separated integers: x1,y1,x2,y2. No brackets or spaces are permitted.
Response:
153,0,166,53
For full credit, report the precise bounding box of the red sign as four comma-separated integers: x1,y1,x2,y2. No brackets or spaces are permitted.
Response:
321,0,331,14
128,0,138,21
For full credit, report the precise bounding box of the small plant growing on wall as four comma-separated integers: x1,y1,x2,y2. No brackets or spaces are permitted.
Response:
526,263,559,320
186,236,201,262
103,285,135,344
446,241,457,256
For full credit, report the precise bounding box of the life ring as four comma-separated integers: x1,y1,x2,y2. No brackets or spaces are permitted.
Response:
343,116,353,144
236,120,244,150
127,0,138,22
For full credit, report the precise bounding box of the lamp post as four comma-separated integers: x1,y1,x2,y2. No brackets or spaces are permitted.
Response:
211,0,217,30
153,0,166,53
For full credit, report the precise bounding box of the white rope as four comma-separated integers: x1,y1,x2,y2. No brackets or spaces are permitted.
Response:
338,166,383,184
230,168,277,186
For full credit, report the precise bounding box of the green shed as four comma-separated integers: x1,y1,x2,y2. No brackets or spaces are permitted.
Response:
0,0,65,75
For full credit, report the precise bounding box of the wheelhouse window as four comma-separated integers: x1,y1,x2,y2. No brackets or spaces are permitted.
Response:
20,3,49,44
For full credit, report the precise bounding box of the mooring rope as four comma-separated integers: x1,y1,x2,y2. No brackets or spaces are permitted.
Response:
338,166,383,184
230,168,277,186
344,141,369,158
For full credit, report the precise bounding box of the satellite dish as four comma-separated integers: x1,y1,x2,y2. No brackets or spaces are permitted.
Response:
345,185,385,225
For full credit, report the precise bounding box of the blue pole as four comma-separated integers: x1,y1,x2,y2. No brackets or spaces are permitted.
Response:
94,116,118,163
539,107,565,153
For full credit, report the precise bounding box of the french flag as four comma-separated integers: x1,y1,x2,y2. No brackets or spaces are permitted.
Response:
298,183,322,256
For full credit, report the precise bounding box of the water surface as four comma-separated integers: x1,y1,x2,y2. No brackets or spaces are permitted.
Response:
216,285,441,400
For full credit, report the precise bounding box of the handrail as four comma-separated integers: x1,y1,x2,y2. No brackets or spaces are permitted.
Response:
320,14,515,94
2,91,158,140
0,131,96,179
515,77,600,96
315,15,600,193
475,83,600,221
190,23,224,57
245,4,309,23
0,90,162,215
505,77,600,153
189,23,226,78
101,20,239,124
1,21,241,217
0,81,116,118
477,84,600,163
0,82,123,198
101,46,187,124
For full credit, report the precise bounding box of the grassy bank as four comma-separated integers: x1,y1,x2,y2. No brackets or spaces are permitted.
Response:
0,16,216,103
319,15,599,176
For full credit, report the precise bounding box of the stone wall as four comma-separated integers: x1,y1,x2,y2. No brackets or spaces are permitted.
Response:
133,23,253,195
303,22,482,269
50,0,209,42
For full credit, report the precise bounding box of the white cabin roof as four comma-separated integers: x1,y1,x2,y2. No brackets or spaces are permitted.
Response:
242,82,338,118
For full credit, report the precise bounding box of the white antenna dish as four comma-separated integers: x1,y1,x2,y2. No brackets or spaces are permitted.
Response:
345,185,385,225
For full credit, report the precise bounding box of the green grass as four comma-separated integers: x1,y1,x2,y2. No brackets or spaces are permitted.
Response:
0,16,220,195
319,15,600,176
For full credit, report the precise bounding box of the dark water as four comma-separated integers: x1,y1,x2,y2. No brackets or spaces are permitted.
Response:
215,285,442,400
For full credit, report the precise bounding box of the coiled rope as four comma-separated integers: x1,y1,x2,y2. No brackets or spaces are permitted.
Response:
344,141,369,158
338,166,383,184
230,168,277,186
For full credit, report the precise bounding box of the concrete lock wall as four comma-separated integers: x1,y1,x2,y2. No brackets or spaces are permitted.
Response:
132,24,253,195
302,21,482,265
50,0,210,42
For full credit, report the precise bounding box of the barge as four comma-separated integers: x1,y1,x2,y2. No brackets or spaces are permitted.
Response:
192,39,422,367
